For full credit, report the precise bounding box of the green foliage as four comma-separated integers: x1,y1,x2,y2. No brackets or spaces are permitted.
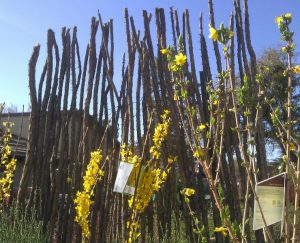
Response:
237,75,255,110
0,206,49,243
147,212,190,243
258,48,300,144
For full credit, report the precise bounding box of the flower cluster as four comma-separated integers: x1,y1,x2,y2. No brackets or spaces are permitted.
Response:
120,144,142,168
181,187,195,203
127,219,141,243
275,13,291,26
127,160,174,243
128,110,173,213
74,149,104,240
150,110,171,159
214,226,229,237
128,168,162,212
292,65,300,74
209,24,234,45
193,147,206,161
120,143,134,162
276,13,295,54
160,47,187,72
126,110,176,242
0,121,17,210
180,188,207,242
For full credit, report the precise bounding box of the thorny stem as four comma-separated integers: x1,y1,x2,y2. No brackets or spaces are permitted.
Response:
285,37,292,243
208,80,224,170
241,177,250,242
214,88,226,185
292,144,300,242
175,74,238,242
224,52,274,242
185,199,203,243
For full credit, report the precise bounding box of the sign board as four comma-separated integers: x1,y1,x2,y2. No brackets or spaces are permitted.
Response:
253,172,286,230
113,162,134,195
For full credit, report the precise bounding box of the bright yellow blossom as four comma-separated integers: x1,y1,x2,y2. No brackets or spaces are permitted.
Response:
199,124,206,131
275,16,283,25
182,188,195,197
209,26,218,41
162,171,168,180
74,149,104,240
214,226,228,237
150,110,170,160
293,65,300,74
284,13,292,19
175,53,187,66
126,110,175,243
74,191,93,239
193,147,205,160
167,156,177,164
0,121,17,210
160,48,170,55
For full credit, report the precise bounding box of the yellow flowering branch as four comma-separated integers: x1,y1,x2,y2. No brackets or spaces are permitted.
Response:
216,22,274,242
275,12,299,243
0,121,17,211
126,110,176,243
164,35,239,241
74,149,105,241
180,188,207,243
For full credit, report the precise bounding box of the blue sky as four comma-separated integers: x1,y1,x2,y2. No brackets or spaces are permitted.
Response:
0,0,299,109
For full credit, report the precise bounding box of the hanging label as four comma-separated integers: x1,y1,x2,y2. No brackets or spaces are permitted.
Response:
113,162,134,195
253,172,286,230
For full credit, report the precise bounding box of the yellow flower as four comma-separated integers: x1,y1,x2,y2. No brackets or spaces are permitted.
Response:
74,191,93,239
161,109,170,119
284,13,292,19
167,156,177,164
290,143,296,151
175,53,187,66
74,149,104,240
128,197,134,209
229,31,234,38
126,110,175,243
199,124,206,131
214,226,228,237
193,147,205,160
182,188,195,197
293,65,300,74
160,48,170,55
275,16,283,25
209,26,218,41
0,123,17,207
162,171,168,180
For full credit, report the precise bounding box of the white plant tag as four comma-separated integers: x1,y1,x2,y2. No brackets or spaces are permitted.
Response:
253,173,286,230
113,162,134,194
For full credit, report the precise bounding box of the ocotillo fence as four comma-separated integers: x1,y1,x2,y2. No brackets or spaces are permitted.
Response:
11,1,300,242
